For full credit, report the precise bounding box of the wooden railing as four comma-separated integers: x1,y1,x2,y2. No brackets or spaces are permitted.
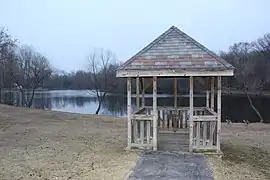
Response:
192,107,218,150
192,120,217,150
130,106,218,150
130,108,153,149
144,106,214,131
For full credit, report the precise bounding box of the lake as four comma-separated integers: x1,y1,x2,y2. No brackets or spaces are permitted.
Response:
1,90,270,122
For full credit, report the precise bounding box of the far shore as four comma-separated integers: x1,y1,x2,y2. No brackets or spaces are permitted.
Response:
1,88,270,98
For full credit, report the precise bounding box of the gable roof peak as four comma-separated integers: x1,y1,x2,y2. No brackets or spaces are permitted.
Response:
118,25,234,71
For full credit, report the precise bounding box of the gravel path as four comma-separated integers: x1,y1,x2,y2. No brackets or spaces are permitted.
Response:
127,151,213,180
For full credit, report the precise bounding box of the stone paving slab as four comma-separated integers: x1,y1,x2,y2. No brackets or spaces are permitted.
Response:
127,151,213,180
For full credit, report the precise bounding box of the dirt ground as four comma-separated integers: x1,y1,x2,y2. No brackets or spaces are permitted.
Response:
208,123,270,180
1,105,270,180
0,105,139,180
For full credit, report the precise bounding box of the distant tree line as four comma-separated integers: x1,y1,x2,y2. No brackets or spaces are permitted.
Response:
0,27,52,107
1,25,270,117
220,34,270,122
43,33,270,95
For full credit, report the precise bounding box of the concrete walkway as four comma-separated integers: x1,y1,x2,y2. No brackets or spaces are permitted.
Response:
127,151,213,180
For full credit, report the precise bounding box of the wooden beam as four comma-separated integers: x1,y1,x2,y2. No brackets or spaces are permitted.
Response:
127,77,132,150
195,77,206,88
189,76,194,153
116,69,234,77
130,143,152,148
211,77,215,111
217,76,221,152
132,114,152,120
141,77,152,91
140,120,144,144
205,107,218,116
141,78,145,107
153,76,158,151
193,115,218,121
146,120,151,145
131,94,206,98
136,77,140,111
192,147,217,150
133,107,145,114
206,78,209,108
174,78,177,108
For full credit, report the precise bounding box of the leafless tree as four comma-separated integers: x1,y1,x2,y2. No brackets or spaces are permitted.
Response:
224,42,266,122
87,48,116,114
10,45,52,107
0,28,17,102
0,28,16,62
254,33,270,58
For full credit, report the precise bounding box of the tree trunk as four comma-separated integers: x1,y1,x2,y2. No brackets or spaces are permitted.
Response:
244,89,264,123
95,100,102,114
27,88,37,108
95,92,106,115
0,88,2,103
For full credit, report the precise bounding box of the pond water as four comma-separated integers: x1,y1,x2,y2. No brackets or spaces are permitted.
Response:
1,90,270,122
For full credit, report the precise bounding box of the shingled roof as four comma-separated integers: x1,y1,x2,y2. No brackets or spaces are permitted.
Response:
117,26,234,77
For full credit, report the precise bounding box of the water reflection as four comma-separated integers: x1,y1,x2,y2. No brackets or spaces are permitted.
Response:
1,90,270,122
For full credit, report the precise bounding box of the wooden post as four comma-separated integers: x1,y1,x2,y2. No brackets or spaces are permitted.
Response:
206,78,209,108
174,78,177,108
141,78,145,107
127,77,132,150
136,77,140,111
189,76,194,153
173,78,177,131
211,77,215,111
153,76,157,151
217,76,221,152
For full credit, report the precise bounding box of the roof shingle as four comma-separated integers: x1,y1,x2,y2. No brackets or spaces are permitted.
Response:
118,26,234,71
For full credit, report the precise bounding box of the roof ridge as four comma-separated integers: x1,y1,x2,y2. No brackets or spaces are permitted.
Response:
117,26,234,71
172,27,230,68
117,26,176,70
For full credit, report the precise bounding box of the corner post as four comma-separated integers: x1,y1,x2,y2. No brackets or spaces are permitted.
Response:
211,77,215,111
217,76,221,152
141,78,145,107
153,76,157,151
189,76,194,153
136,77,140,111
127,77,132,150
174,78,177,108
206,77,209,108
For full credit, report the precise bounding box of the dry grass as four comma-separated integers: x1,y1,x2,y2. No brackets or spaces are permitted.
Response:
0,105,139,180
2,105,270,180
208,123,270,180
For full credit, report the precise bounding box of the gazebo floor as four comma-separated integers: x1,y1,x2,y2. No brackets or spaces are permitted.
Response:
157,131,189,152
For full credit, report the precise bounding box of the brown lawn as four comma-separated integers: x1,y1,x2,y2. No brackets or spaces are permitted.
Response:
0,105,139,180
208,123,270,180
1,105,270,180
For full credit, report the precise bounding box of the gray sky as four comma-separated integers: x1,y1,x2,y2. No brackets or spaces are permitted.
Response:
1,0,269,72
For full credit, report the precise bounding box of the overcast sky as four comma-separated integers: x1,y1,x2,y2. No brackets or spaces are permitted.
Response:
1,0,269,72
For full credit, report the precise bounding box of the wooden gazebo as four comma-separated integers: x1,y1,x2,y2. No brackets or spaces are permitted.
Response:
116,26,234,153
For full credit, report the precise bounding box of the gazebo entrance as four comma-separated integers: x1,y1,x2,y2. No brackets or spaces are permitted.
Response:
126,77,221,153
116,26,234,153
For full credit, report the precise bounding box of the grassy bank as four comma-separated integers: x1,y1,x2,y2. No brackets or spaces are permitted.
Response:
208,123,270,180
1,105,270,180
0,105,139,180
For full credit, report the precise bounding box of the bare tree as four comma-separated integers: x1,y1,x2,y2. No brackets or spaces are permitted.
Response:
0,28,16,102
0,28,16,62
224,42,265,122
254,33,270,58
10,45,52,107
87,48,116,114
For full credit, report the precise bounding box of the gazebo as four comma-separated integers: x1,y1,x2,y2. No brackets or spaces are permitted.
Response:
116,26,234,153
